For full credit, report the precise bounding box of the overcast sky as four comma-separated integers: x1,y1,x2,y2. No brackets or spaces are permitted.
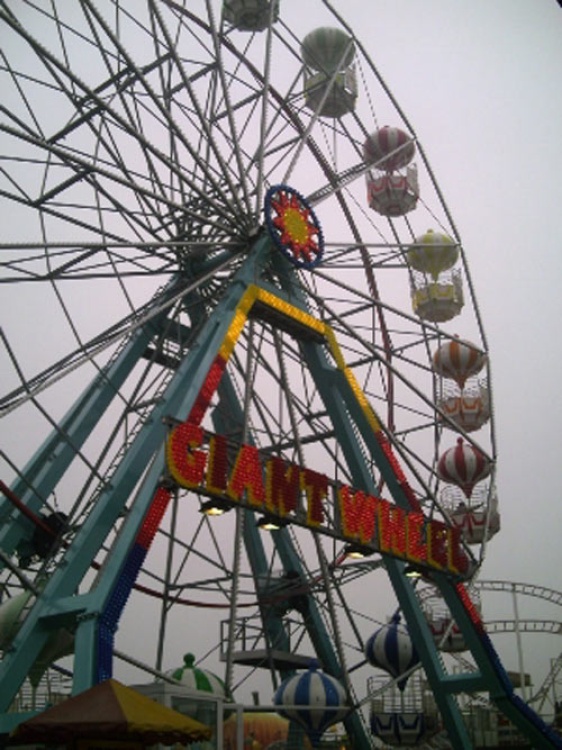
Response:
350,0,562,583
338,0,562,689
1,0,561,706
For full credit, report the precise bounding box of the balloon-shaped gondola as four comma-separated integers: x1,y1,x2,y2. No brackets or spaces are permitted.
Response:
363,126,416,172
222,0,279,31
449,493,501,545
365,614,419,691
407,229,459,281
168,652,229,699
364,126,418,216
437,438,492,498
438,387,491,433
274,663,348,747
433,338,487,389
301,27,357,118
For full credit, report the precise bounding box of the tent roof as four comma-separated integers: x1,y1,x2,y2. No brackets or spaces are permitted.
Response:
11,679,212,745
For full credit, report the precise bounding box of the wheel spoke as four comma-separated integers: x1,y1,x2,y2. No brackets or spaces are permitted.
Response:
0,5,506,749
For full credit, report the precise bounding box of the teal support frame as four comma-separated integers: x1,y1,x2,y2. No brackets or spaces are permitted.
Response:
0,239,273,715
273,254,561,750
0,274,202,563
1,235,560,750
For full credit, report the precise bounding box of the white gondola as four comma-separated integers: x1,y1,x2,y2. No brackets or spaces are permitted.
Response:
364,126,418,215
424,592,482,653
367,168,419,217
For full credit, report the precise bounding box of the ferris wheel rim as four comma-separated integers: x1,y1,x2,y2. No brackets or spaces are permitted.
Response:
0,6,499,745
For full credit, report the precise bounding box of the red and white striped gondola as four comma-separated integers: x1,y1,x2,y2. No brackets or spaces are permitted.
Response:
363,126,416,171
437,438,492,499
364,126,418,216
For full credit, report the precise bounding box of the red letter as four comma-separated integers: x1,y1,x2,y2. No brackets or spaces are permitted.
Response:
338,485,377,544
448,525,470,576
301,468,328,526
228,444,265,507
265,457,300,516
406,512,427,565
166,422,207,489
206,434,228,495
378,501,407,558
427,520,449,571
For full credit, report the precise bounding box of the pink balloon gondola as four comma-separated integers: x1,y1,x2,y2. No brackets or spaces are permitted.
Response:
363,126,416,172
364,126,418,216
366,170,419,217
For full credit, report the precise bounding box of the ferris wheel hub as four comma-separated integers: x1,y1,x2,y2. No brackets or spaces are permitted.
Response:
264,184,324,269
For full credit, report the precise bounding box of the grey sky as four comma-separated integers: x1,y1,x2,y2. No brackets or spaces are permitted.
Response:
344,0,562,690
1,0,561,712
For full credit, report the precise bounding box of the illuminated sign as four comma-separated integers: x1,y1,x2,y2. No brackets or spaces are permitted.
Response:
162,283,471,579
166,421,470,578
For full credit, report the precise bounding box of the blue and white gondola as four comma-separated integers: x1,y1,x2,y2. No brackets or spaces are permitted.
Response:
274,662,348,746
365,613,419,690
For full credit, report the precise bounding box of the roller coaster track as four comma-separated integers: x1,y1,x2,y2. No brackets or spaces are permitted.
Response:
477,580,562,713
446,581,562,715
486,620,562,636
420,580,562,607
473,581,562,608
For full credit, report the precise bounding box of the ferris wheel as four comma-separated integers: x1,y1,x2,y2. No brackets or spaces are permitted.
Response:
0,2,557,749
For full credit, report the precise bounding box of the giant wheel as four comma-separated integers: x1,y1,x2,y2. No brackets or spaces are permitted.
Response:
0,3,558,749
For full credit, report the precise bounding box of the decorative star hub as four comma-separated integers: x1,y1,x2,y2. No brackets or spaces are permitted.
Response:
264,184,324,269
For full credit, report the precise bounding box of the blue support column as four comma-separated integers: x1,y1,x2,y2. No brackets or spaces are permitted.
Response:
70,448,168,693
213,374,295,677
